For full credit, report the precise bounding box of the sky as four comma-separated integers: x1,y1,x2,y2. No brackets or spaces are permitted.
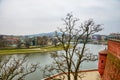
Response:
0,0,120,35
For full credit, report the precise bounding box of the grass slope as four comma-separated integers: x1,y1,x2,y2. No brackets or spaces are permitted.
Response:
0,46,63,55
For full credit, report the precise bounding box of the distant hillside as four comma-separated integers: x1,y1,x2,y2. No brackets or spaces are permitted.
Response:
28,32,56,37
0,32,62,38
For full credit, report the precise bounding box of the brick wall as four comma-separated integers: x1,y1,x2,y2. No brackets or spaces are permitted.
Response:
102,40,120,80
108,40,120,59
102,53,120,80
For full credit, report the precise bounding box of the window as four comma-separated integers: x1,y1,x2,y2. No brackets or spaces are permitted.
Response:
101,60,104,63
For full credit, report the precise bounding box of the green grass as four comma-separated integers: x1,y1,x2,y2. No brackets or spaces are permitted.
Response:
0,45,64,55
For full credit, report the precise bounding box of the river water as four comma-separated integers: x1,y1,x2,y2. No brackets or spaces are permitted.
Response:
0,44,106,80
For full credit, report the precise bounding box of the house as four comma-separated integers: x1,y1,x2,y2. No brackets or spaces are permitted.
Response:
0,35,19,47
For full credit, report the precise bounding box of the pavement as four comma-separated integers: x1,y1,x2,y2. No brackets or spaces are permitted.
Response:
44,69,101,80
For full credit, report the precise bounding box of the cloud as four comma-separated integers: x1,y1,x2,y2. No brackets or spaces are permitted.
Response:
0,0,120,35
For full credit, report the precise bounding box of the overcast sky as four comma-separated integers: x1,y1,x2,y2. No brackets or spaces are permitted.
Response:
0,0,120,35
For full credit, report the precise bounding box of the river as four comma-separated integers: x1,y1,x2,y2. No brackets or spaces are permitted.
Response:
0,44,106,80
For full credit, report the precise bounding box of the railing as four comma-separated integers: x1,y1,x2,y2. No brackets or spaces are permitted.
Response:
108,36,120,40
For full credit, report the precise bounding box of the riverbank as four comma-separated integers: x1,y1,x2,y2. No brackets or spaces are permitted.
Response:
0,45,64,55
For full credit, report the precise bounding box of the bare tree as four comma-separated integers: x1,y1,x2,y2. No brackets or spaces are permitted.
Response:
43,13,103,80
37,36,48,47
0,39,6,48
0,55,39,80
52,38,58,47
0,36,6,48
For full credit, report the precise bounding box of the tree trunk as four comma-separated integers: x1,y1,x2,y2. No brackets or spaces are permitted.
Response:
67,72,71,80
74,72,78,80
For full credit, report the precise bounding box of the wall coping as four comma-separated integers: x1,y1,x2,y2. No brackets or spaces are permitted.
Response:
109,39,120,43
99,50,108,55
43,69,98,80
